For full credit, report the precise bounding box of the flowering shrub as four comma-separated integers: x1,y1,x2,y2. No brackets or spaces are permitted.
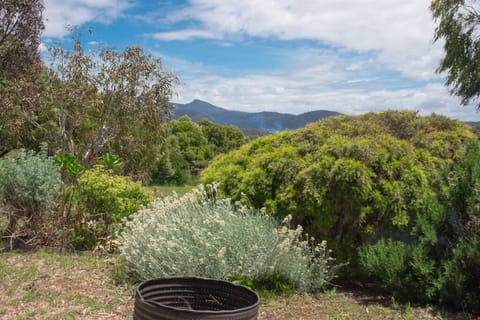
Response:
119,185,341,292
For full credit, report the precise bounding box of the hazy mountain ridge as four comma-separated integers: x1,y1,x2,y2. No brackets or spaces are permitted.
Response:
466,121,480,126
173,99,342,132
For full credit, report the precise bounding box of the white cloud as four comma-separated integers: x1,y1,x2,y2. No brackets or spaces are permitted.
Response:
167,52,480,121
150,0,443,81
43,0,132,38
41,0,480,121
149,29,220,41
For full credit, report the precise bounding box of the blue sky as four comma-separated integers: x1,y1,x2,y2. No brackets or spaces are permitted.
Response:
41,0,480,121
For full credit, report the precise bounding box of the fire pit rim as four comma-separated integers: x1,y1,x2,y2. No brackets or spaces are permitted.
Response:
135,276,260,316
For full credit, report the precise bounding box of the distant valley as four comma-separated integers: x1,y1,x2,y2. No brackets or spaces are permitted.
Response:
173,99,342,133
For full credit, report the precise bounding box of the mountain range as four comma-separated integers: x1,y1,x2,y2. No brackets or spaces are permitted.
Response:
173,99,341,132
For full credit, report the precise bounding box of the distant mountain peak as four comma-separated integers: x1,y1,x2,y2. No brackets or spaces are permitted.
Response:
189,99,209,105
173,100,341,132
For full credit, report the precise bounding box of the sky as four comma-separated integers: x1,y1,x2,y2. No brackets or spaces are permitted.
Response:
40,0,480,121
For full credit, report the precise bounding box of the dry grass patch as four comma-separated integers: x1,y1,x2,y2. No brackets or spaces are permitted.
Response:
0,250,477,320
0,250,133,320
258,290,473,320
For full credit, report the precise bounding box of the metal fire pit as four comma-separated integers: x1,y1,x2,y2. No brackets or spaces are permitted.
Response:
133,277,260,320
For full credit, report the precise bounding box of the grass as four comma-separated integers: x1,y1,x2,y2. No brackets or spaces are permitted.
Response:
147,184,196,198
0,250,133,320
0,250,475,320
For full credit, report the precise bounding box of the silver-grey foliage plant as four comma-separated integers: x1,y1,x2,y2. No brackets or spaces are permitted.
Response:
0,144,62,240
119,184,341,292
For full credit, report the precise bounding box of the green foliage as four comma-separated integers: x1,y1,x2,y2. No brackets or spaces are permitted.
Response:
359,240,410,295
154,135,193,185
202,111,475,261
357,141,480,312
0,145,62,243
153,116,247,185
199,118,247,154
119,185,341,292
54,153,85,182
201,111,480,312
102,153,123,173
0,145,62,215
78,165,152,223
167,116,213,176
154,116,210,185
0,63,59,156
65,165,153,250
440,140,480,312
1,35,178,179
48,40,177,173
359,239,439,302
431,0,480,108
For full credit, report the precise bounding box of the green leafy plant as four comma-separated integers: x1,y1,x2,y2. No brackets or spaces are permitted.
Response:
154,116,213,185
199,118,246,154
102,153,123,173
200,111,480,312
54,153,85,182
431,0,480,109
119,185,342,292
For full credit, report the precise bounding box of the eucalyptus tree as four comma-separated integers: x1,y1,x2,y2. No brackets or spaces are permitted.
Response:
0,0,44,155
0,0,44,80
431,0,480,108
47,40,178,175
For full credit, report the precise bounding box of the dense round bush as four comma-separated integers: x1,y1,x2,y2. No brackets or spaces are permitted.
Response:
201,111,475,258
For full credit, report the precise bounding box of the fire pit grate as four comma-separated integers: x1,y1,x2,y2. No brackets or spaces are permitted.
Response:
133,276,260,320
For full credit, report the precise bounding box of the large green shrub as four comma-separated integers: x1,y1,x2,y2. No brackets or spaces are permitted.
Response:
0,145,62,244
119,185,341,292
154,117,213,185
78,165,152,223
201,111,475,260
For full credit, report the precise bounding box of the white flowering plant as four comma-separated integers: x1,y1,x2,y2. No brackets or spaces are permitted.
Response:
119,184,341,292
